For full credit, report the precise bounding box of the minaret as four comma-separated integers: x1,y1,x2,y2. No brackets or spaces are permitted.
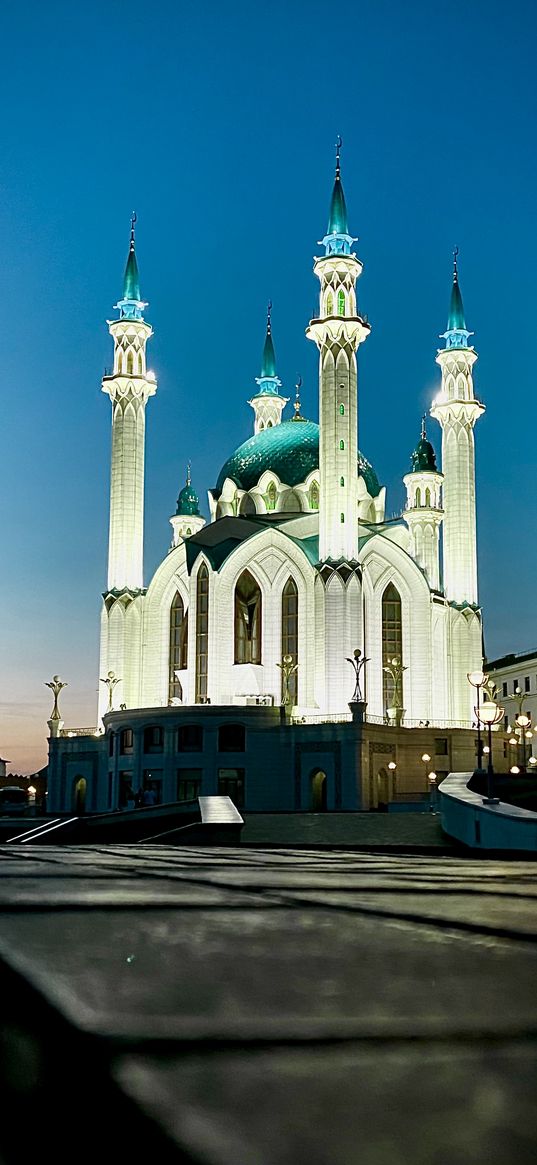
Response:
306,139,370,561
248,303,289,434
102,215,157,592
403,417,443,591
431,250,484,605
170,464,206,546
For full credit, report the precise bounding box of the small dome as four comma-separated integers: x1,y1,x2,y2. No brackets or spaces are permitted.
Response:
215,420,381,498
176,483,200,516
411,436,437,474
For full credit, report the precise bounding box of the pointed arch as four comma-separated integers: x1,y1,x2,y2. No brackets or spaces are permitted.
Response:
117,350,123,373
169,591,188,702
382,582,403,714
126,350,134,375
415,487,422,507
337,289,346,316
234,570,262,664
137,353,143,374
281,576,298,704
326,291,334,315
195,563,209,702
266,481,277,511
309,480,319,510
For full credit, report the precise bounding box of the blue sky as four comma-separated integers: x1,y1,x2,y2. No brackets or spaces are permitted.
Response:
1,0,536,771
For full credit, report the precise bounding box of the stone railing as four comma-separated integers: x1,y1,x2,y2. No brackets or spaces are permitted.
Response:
439,771,537,851
59,727,100,738
291,712,473,729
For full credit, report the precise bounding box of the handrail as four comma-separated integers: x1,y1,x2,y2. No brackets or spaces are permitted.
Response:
6,818,62,843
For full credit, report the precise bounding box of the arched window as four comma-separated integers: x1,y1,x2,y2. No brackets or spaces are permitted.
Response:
309,480,319,510
117,351,123,373
126,351,133,375
340,476,345,487
425,487,431,507
339,439,345,451
234,571,262,664
340,512,345,523
138,353,143,374
326,292,334,315
267,420,273,428
282,577,298,705
338,289,345,315
259,421,264,430
195,564,209,702
339,404,345,415
266,481,277,511
382,583,403,714
415,487,421,507
169,592,188,702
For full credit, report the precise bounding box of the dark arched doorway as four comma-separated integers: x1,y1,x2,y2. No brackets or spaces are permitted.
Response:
74,777,87,815
311,770,328,812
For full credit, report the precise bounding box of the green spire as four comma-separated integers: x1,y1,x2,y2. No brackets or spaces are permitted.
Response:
447,246,466,331
261,301,277,377
411,416,438,473
123,212,141,302
327,136,349,236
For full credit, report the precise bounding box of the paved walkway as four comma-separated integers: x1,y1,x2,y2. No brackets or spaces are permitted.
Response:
242,811,452,848
0,844,535,1164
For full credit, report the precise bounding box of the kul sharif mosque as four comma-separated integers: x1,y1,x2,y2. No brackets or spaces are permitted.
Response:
98,142,483,722
47,144,485,814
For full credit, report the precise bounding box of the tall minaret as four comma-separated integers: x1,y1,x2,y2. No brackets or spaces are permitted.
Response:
403,418,443,591
102,215,157,592
431,250,484,605
248,303,289,434
306,139,370,561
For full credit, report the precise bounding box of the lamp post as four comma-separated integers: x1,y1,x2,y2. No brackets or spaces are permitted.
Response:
467,671,488,771
515,712,532,772
382,656,407,726
388,760,397,797
421,752,431,792
476,699,504,804
428,771,437,814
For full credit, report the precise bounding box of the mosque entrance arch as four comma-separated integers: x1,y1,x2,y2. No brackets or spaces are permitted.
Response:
73,777,87,815
311,769,328,812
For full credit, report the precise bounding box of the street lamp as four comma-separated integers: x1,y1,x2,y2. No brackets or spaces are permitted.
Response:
467,671,488,770
476,699,504,804
421,753,431,792
387,760,397,796
428,771,437,814
515,712,532,771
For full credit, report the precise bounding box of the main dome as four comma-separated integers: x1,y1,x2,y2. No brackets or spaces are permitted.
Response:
215,419,381,498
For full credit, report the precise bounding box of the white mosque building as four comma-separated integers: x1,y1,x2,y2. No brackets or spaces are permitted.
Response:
47,149,483,814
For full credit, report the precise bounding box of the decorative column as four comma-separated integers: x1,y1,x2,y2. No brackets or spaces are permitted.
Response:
102,214,157,593
248,303,289,434
431,250,484,605
403,418,444,590
306,139,370,562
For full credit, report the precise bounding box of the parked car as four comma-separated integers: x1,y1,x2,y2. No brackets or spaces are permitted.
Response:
0,787,29,814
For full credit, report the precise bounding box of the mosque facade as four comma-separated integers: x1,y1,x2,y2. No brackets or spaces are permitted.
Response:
46,151,484,814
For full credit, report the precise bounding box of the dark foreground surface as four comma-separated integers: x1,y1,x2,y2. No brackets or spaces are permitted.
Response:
0,843,535,1164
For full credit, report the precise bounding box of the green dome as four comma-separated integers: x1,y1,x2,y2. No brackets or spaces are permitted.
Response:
177,483,200,516
411,436,437,473
215,420,381,498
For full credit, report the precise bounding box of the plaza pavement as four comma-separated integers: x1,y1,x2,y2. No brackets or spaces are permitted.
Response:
0,842,535,1164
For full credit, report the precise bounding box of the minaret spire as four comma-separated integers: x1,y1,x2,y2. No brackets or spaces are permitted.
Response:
292,375,305,422
307,147,370,563
431,251,484,611
404,418,443,590
248,303,288,434
121,211,143,311
99,219,158,718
